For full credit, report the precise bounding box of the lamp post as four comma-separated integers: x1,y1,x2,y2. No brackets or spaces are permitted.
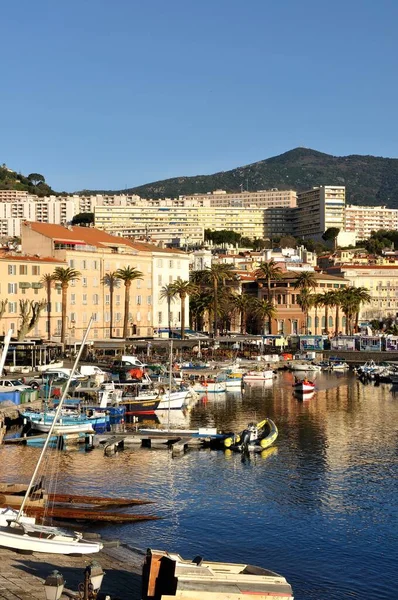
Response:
44,562,105,600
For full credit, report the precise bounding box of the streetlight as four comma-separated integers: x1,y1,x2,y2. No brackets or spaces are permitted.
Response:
44,562,105,600
78,561,105,600
44,571,65,600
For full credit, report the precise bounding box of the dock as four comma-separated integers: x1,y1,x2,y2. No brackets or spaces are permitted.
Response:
96,428,223,454
0,544,144,600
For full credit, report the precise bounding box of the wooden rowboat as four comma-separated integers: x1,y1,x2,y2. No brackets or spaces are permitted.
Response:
25,505,160,523
49,493,154,506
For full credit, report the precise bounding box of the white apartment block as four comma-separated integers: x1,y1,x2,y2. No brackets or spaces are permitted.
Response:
181,189,297,208
345,205,398,241
296,186,346,239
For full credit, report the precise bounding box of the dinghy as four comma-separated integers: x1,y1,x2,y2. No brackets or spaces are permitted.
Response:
223,418,278,452
293,378,316,393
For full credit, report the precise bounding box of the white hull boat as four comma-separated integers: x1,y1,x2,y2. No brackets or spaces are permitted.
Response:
294,382,316,393
30,422,94,435
192,381,226,394
243,370,274,382
225,378,243,389
290,363,321,372
137,389,193,410
0,522,102,554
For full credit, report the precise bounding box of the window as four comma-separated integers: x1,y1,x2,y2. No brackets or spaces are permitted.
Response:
115,312,122,322
82,277,87,287
169,275,173,283
93,260,98,270
116,295,121,305
157,259,163,267
70,278,76,287
105,294,110,305
70,312,76,322
32,265,40,276
93,294,99,305
93,277,98,287
55,302,62,313
92,313,98,322
69,259,75,268
71,294,76,305
82,294,87,305
136,295,142,305
19,265,28,275
105,262,110,270
169,260,174,268
147,312,151,322
8,302,17,313
105,312,110,322
82,260,87,270
8,283,17,294
147,295,152,305
8,265,16,275
93,329,98,338
158,311,162,324
82,313,88,323
137,279,141,289
158,274,162,286
136,311,141,322
177,260,181,269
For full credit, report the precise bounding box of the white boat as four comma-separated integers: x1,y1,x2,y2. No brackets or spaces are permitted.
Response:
329,361,349,371
293,381,316,393
0,507,35,527
136,388,193,410
290,363,321,372
243,370,274,382
0,318,102,555
192,380,226,394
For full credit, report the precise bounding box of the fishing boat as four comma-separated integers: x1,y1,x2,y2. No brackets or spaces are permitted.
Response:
223,418,278,452
243,370,274,382
293,379,316,393
290,362,321,372
191,380,226,394
0,318,103,555
22,410,104,434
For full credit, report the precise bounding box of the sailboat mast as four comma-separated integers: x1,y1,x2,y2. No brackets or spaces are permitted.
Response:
167,338,173,432
16,317,94,521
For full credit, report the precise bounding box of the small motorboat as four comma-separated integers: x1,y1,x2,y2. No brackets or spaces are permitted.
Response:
223,418,278,452
191,380,226,394
293,378,316,393
290,363,321,372
243,370,274,382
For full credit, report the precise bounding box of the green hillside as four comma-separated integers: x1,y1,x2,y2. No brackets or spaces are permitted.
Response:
85,147,398,208
0,164,55,196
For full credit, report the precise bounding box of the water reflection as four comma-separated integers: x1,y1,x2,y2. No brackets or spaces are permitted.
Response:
0,372,397,600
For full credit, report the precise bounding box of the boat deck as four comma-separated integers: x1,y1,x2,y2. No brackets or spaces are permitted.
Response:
0,543,143,600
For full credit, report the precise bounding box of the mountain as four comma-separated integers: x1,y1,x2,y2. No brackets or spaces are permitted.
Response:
0,165,55,197
83,148,398,208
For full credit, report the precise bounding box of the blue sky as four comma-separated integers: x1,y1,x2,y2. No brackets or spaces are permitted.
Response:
1,0,397,191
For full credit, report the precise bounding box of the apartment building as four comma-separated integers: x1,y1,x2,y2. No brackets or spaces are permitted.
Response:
295,186,346,239
326,264,398,320
20,222,189,340
345,205,398,240
0,253,66,337
181,189,297,208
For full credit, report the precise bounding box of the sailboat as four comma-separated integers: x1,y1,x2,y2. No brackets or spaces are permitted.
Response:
0,318,103,555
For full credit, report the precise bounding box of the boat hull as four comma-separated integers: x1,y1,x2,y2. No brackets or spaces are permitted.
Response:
192,382,226,394
294,384,315,392
243,371,274,382
0,526,102,554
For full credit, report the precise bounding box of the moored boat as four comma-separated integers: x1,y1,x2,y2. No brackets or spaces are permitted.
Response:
243,370,274,382
224,418,278,452
293,378,316,393
191,380,226,394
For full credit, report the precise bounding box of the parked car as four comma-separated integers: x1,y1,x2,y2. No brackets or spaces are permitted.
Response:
0,378,32,391
27,371,75,389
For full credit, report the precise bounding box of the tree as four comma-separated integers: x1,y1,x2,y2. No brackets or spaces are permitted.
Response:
72,212,94,226
255,260,283,333
53,267,81,345
321,291,336,335
115,266,143,339
159,283,177,338
253,299,277,335
279,235,298,248
294,270,317,291
322,227,340,249
312,293,324,335
350,287,372,332
17,300,46,341
41,273,56,341
0,300,8,327
102,272,121,338
231,294,253,334
170,279,197,339
297,289,313,334
205,264,235,336
189,290,213,332
27,173,45,186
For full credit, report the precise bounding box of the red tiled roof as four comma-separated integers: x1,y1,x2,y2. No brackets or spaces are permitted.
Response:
0,252,65,264
22,222,187,256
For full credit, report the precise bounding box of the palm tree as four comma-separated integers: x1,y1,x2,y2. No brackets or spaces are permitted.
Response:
159,283,177,338
294,270,317,292
253,299,277,335
231,294,253,334
255,260,283,301
170,278,197,339
205,264,235,336
332,289,343,336
115,266,143,339
53,267,81,345
297,289,314,334
312,293,324,335
352,287,372,332
321,291,336,335
102,272,121,339
41,272,56,341
189,290,213,332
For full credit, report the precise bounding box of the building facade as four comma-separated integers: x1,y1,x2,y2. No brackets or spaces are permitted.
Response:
345,205,398,241
296,186,346,239
19,222,189,341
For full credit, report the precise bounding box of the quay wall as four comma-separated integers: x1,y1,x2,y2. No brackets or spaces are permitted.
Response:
322,350,398,364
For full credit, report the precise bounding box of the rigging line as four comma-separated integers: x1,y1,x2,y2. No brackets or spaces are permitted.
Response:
16,316,94,522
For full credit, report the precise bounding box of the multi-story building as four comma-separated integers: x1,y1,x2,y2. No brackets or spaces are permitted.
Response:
0,193,75,237
296,186,346,239
345,205,398,240
325,264,398,321
181,189,297,208
0,252,66,337
20,222,190,340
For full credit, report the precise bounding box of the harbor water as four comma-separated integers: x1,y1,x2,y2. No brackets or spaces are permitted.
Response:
1,371,397,600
